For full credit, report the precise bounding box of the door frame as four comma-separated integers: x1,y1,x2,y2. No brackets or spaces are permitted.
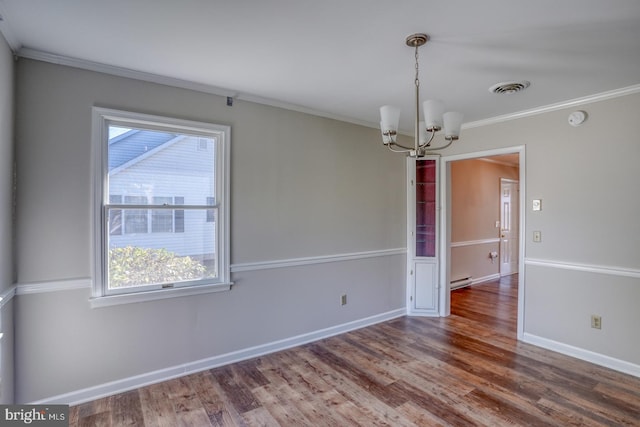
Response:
439,145,526,340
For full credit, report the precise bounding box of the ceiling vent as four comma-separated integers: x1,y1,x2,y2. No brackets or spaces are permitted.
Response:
489,81,530,94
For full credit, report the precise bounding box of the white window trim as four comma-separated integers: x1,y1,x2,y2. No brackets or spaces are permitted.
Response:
91,107,232,308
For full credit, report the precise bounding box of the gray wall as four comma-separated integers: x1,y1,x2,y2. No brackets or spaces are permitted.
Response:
446,93,640,366
14,59,406,402
0,33,15,404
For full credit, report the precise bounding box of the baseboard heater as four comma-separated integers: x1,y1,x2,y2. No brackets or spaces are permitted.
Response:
450,276,473,290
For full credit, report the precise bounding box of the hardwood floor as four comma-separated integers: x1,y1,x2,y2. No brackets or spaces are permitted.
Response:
70,275,640,426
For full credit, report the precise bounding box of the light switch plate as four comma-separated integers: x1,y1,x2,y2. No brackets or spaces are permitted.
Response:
532,199,542,211
533,231,542,242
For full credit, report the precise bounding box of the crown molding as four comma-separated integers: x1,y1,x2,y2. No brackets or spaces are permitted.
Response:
16,48,375,130
18,48,238,97
15,48,640,132
463,84,640,130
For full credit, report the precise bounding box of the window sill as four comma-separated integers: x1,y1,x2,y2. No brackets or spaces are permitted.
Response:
89,282,233,308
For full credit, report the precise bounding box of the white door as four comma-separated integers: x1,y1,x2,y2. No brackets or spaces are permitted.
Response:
500,179,519,276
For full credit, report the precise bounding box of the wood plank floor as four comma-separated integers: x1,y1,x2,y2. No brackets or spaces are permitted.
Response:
70,275,640,426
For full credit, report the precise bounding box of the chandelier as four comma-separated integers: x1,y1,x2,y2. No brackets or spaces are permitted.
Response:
379,33,463,158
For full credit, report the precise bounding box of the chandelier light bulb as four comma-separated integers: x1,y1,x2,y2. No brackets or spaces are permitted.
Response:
443,111,464,140
379,105,400,133
423,99,444,132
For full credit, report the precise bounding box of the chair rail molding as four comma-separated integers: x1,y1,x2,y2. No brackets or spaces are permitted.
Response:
450,238,500,248
524,258,640,279
14,248,408,295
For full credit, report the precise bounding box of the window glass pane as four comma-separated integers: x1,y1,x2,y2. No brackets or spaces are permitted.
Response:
108,128,215,201
152,196,173,233
124,195,148,234
416,159,436,257
206,196,215,222
174,196,185,233
105,123,219,291
109,195,122,236
107,207,217,288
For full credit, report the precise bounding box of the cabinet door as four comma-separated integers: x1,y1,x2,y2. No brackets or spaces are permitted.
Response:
416,159,437,257
414,261,438,311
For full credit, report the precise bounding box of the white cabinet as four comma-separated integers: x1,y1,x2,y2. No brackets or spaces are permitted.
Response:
413,260,438,312
407,157,440,316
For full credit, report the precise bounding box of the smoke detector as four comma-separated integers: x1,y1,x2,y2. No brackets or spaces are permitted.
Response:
489,81,530,94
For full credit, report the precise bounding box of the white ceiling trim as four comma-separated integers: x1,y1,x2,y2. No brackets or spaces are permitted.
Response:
463,84,640,130
17,48,640,134
17,47,376,130
18,47,237,97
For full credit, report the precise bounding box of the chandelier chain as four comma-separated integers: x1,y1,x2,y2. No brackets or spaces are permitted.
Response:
414,46,420,88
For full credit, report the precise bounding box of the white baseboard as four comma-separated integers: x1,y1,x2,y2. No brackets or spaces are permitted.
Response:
522,333,640,378
32,308,406,406
472,273,501,285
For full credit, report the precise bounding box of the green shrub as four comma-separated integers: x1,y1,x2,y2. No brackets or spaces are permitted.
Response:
109,246,206,288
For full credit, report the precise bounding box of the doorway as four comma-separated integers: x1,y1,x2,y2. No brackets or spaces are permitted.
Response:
439,146,525,339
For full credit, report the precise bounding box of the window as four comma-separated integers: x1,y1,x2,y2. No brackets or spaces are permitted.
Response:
92,108,231,306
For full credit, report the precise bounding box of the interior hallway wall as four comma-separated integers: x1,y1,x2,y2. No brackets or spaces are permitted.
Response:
450,158,518,284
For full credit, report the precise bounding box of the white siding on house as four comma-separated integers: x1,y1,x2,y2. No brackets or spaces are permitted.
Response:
109,135,216,260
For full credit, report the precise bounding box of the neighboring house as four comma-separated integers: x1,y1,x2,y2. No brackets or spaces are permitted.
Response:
107,129,216,265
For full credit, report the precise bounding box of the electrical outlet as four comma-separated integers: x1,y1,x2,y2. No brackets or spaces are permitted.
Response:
591,315,602,329
533,230,542,242
341,294,347,306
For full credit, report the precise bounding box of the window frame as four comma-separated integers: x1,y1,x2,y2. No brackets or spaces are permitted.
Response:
91,107,231,308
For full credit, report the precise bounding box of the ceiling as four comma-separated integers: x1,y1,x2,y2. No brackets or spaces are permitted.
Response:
1,0,640,134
